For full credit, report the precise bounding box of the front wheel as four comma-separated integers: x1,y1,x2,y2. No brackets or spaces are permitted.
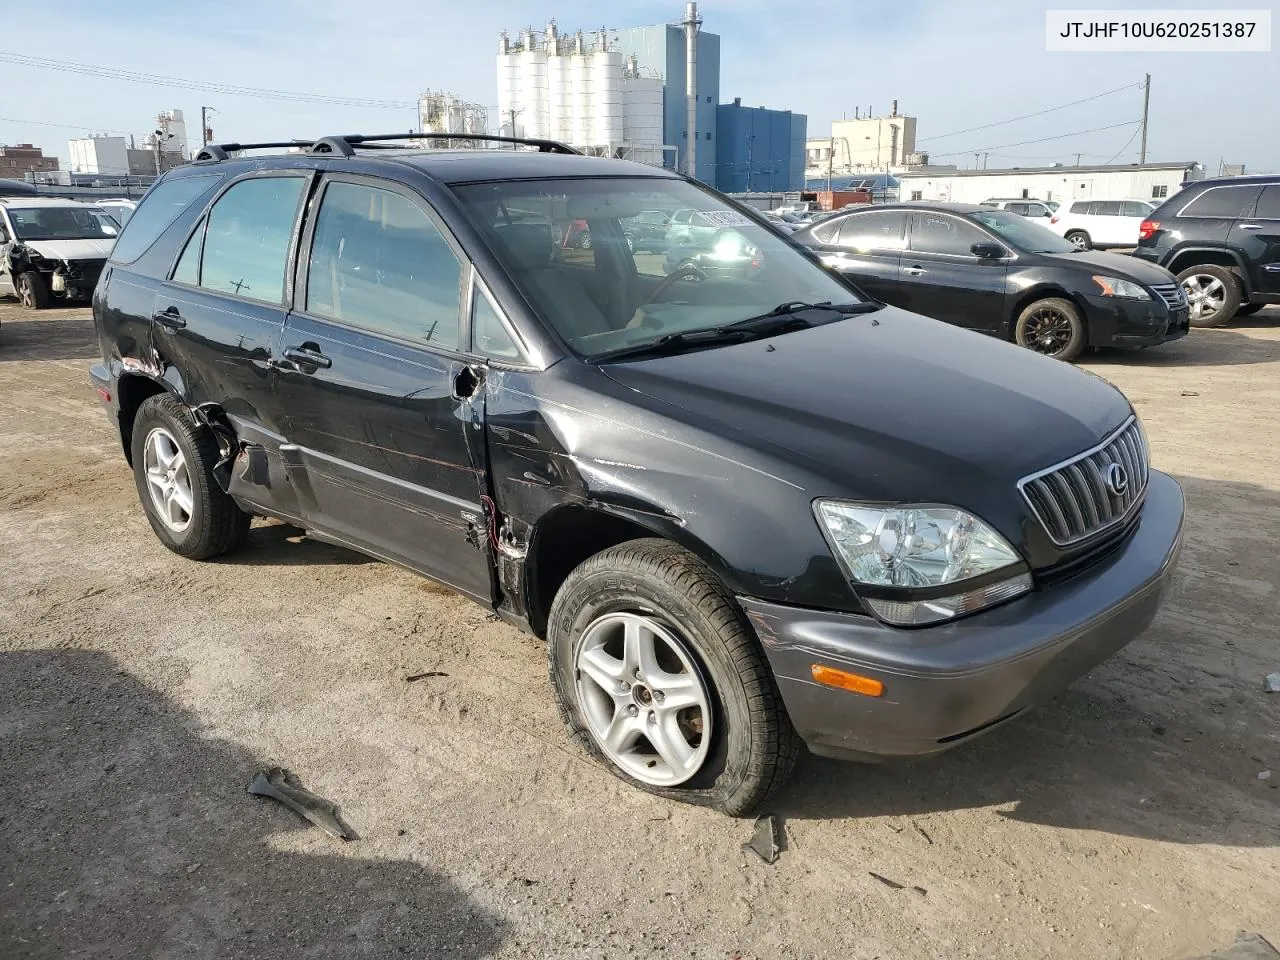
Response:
1014,297,1086,362
130,393,250,559
548,538,800,816
1177,264,1240,327
17,271,50,310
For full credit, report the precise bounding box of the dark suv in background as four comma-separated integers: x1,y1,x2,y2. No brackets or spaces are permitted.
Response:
1133,174,1280,326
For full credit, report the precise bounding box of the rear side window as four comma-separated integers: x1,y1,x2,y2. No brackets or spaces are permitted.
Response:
110,175,220,264
1181,185,1259,219
1093,201,1122,216
200,176,306,304
835,211,907,253
305,181,462,348
1121,201,1152,217
1255,185,1280,220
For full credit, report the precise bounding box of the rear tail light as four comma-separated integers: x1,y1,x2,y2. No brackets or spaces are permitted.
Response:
1049,215,1059,224
1138,219,1160,240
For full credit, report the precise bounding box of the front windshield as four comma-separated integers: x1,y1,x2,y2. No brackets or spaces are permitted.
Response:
7,206,120,242
969,209,1077,254
451,177,859,361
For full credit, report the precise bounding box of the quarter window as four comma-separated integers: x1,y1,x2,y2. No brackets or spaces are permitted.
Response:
110,174,221,264
472,284,522,361
200,176,305,304
1181,185,1258,219
1092,201,1123,216
171,224,202,285
305,181,462,348
908,213,987,257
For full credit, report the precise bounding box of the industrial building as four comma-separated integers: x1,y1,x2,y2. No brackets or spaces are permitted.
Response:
897,161,1205,206
68,134,184,176
715,99,806,193
806,103,918,180
0,143,59,180
419,92,489,146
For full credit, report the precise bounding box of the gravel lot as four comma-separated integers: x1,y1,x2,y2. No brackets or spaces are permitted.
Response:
1,301,1278,960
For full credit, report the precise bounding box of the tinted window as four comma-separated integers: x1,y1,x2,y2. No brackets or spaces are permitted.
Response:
1255,185,1280,220
1093,201,1123,216
1182,185,1258,219
835,211,907,253
200,176,305,304
472,286,522,361
1070,202,1089,214
171,224,202,285
1121,201,1152,217
111,175,220,263
909,213,988,256
306,181,462,348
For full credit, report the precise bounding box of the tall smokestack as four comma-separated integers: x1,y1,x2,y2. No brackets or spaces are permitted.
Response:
892,99,898,117
684,2,700,178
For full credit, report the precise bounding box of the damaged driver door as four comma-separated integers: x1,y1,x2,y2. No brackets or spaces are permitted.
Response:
274,175,494,603
0,213,15,299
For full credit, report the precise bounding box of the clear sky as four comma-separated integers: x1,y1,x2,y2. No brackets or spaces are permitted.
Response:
1,0,1276,172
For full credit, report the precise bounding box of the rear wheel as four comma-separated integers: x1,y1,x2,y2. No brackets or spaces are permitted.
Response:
130,394,250,559
1064,230,1092,251
548,538,800,816
1014,297,1086,362
17,272,50,310
1177,264,1240,327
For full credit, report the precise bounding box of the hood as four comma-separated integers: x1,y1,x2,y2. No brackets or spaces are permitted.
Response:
20,238,115,261
1039,248,1175,285
599,308,1133,505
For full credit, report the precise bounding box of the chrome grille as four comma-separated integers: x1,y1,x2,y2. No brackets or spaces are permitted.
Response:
1148,282,1185,311
1019,417,1149,546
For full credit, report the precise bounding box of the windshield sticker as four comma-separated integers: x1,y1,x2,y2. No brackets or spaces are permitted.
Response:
696,210,753,226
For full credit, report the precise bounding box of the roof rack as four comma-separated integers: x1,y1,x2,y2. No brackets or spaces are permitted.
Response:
194,140,314,162
307,133,580,156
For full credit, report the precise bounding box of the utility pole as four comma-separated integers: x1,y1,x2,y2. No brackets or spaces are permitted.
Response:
1139,73,1151,164
200,106,217,146
982,152,988,170
826,136,834,192
1074,152,1083,166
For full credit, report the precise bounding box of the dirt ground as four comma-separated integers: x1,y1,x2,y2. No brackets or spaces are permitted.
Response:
1,300,1278,960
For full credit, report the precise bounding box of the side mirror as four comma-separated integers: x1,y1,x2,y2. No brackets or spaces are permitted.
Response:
971,241,1007,260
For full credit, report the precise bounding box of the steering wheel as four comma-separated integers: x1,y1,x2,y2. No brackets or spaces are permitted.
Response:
639,263,707,311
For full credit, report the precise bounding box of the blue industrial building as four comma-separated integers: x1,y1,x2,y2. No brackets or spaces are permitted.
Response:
614,24,720,184
714,99,807,193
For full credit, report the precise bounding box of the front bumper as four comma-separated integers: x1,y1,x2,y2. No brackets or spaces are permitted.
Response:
1084,294,1188,348
740,470,1184,762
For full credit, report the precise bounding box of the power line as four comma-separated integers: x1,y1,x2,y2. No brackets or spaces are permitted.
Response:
0,115,132,136
927,120,1143,159
1104,124,1143,165
0,51,416,109
918,82,1144,144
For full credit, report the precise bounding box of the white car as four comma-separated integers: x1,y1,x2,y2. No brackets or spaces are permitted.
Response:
90,198,137,227
979,198,1055,219
0,198,120,308
1046,199,1156,251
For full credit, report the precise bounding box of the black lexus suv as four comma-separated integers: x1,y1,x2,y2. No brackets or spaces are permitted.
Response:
88,133,1184,815
1132,174,1280,326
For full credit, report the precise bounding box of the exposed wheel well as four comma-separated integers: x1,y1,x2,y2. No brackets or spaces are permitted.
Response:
1168,249,1243,282
526,506,670,638
116,374,168,466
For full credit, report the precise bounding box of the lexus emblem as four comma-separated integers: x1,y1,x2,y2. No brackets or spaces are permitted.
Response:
1105,462,1130,497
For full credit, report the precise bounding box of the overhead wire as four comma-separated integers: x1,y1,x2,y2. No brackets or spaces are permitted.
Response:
1103,124,1143,164
917,82,1144,143
926,120,1143,159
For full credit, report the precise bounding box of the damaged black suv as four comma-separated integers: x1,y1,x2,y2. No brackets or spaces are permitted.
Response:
90,133,1184,815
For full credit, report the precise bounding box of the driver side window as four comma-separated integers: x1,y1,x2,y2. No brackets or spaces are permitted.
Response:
908,213,988,257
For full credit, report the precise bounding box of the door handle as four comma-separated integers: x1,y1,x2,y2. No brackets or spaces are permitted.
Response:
903,266,927,276
152,307,186,330
281,345,332,369
1262,264,1280,273
1238,224,1264,231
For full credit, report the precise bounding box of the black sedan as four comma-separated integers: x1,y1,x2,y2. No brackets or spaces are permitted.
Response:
793,203,1189,361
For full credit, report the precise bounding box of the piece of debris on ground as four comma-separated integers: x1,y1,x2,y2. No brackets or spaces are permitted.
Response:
247,767,357,841
1184,931,1280,959
742,814,781,864
868,872,904,890
405,671,449,682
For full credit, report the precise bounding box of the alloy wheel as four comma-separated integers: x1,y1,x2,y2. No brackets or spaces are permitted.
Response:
1023,305,1074,356
1181,273,1227,323
573,612,712,786
1068,233,1089,250
19,277,34,309
143,427,194,532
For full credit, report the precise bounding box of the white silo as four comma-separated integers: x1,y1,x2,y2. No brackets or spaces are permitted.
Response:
592,40,625,148
496,32,521,137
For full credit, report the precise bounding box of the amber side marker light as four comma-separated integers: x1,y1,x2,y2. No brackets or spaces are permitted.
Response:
811,664,884,697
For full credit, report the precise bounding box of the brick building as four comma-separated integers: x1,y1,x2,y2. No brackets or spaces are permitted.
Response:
0,143,59,179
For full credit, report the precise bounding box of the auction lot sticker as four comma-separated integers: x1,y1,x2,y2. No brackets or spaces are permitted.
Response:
1046,10,1271,51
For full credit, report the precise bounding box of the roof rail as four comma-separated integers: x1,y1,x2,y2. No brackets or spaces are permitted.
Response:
194,140,315,162
306,132,580,156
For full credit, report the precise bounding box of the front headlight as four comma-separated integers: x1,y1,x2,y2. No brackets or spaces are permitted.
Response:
814,501,1032,626
1092,275,1151,300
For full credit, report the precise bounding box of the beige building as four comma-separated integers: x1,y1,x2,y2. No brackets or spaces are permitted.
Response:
807,107,917,177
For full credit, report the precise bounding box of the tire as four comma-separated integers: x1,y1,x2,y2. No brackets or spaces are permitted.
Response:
624,232,635,253
547,538,800,816
130,393,250,560
17,271,50,310
1064,230,1092,251
1177,264,1240,327
1014,297,1086,362
1233,303,1264,317
578,231,592,249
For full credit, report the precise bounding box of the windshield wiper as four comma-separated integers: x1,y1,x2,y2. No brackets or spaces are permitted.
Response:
721,300,883,332
591,328,753,364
